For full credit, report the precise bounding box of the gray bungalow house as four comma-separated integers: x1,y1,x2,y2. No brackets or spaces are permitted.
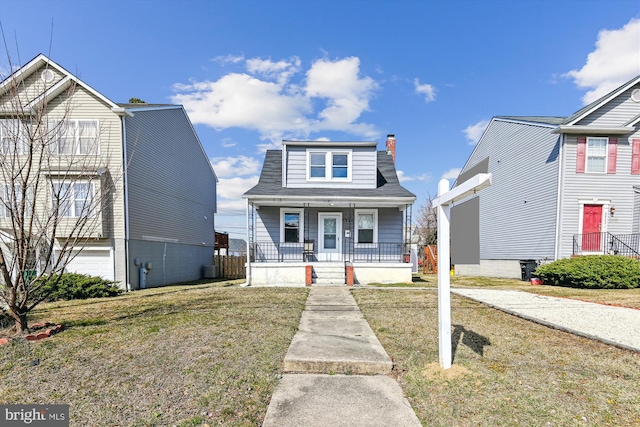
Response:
243,135,416,285
0,54,218,290
453,75,640,278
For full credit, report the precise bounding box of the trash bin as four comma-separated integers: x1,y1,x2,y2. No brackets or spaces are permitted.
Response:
519,260,537,281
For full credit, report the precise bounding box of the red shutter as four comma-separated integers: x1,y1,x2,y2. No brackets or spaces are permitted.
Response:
607,138,617,174
576,137,586,173
632,139,640,175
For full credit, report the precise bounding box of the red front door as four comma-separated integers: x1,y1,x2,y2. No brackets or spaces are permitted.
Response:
582,205,602,251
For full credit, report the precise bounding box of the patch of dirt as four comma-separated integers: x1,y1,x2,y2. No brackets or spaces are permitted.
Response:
422,362,472,380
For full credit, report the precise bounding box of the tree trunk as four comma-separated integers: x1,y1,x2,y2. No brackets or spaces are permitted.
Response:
15,313,28,334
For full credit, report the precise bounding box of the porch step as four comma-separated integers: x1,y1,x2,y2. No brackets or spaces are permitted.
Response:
311,263,346,286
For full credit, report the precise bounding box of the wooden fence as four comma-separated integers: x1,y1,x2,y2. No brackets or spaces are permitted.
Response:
214,255,246,279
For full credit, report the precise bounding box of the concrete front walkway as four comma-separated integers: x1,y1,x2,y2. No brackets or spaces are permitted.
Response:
262,287,421,427
452,288,640,352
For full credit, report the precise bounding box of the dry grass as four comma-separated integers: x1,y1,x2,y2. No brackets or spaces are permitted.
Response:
0,281,308,426
353,289,640,427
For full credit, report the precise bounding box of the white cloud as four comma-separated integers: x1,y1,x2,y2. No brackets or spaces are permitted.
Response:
217,176,259,200
212,54,245,64
397,170,432,183
220,138,236,148
441,168,461,180
464,120,489,145
564,17,640,105
172,55,381,144
414,78,436,102
211,155,261,178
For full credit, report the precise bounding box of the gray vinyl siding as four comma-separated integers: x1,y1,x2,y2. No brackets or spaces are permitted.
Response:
285,146,377,189
128,239,213,288
459,119,560,260
556,131,640,258
124,108,217,247
575,83,640,127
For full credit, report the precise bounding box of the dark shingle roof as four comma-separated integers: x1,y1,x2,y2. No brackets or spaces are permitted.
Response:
244,150,416,200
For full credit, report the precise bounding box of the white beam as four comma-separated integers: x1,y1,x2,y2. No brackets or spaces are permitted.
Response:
433,173,491,207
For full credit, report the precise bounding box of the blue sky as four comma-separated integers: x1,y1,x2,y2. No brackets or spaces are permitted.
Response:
1,0,639,239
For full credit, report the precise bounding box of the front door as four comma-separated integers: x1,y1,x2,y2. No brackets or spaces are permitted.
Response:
582,204,603,251
318,213,342,261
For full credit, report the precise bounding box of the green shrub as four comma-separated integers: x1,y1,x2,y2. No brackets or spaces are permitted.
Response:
34,273,123,301
534,255,640,289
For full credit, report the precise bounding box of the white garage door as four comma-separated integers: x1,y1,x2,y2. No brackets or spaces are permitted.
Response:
65,250,114,281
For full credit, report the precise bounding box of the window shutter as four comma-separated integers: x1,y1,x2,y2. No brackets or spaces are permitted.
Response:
607,138,617,174
576,137,586,173
632,139,640,175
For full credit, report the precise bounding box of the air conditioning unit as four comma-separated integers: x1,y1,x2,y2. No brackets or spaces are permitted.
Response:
203,265,217,279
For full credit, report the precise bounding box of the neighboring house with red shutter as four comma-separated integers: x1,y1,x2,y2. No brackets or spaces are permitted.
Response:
453,75,640,279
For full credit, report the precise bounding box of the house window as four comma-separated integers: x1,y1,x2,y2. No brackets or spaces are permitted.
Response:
1,184,33,218
586,137,607,173
355,209,378,244
0,119,28,155
280,208,304,243
307,150,351,181
51,181,95,218
50,120,99,155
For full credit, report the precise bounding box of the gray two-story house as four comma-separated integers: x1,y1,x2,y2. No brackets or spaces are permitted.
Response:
243,135,416,285
453,75,640,278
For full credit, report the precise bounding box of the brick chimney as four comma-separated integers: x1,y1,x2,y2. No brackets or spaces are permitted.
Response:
385,134,396,163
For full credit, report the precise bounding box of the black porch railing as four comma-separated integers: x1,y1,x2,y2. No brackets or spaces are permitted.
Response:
250,241,409,263
573,232,640,259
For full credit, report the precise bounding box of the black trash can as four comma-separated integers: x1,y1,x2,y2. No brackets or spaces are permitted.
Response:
519,260,537,281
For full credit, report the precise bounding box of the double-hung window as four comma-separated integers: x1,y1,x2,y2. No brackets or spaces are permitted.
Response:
0,119,28,155
586,137,607,173
51,181,95,218
281,208,304,243
355,209,378,245
50,119,99,155
1,184,33,218
307,150,351,181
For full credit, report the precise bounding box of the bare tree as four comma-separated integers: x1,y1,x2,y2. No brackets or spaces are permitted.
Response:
414,192,437,246
0,54,121,334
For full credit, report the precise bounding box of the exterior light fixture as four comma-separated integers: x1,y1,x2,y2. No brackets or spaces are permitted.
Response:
609,206,616,216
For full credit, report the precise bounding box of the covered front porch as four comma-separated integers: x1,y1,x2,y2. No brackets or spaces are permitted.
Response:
245,200,414,285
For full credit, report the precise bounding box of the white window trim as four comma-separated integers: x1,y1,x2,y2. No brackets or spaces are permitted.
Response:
51,180,96,218
355,209,378,247
51,119,101,156
585,137,608,174
280,208,304,244
0,119,29,155
1,184,33,219
306,149,352,182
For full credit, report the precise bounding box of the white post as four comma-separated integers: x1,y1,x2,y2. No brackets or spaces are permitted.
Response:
437,178,452,369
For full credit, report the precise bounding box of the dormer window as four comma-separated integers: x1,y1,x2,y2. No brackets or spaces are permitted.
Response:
307,149,352,181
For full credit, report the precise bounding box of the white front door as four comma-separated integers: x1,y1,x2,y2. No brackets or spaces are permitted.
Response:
318,213,342,261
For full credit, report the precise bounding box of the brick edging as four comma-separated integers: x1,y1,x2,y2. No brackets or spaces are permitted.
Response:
0,322,64,346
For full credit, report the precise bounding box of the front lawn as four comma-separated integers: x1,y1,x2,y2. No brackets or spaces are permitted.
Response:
354,289,640,427
1,281,308,426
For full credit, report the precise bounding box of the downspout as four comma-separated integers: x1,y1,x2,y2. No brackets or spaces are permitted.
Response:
244,198,252,286
121,115,131,291
553,134,564,261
